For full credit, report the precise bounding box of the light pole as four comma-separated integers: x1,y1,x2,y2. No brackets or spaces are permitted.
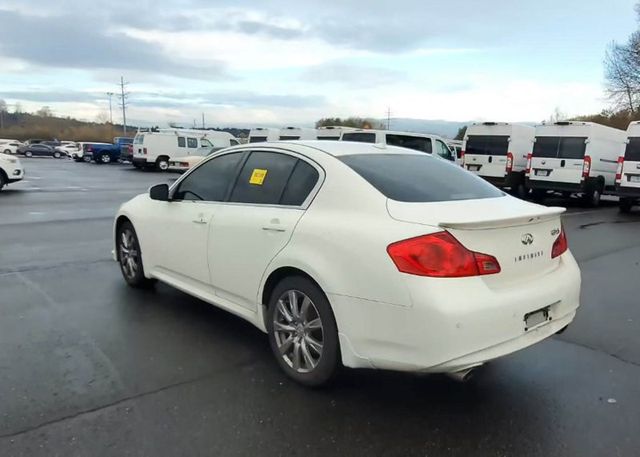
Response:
106,92,114,124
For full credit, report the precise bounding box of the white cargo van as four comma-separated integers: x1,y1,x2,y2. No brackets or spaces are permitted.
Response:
132,129,239,171
616,121,640,212
341,129,456,162
248,128,280,143
462,122,535,197
316,126,356,141
278,127,317,140
526,121,627,206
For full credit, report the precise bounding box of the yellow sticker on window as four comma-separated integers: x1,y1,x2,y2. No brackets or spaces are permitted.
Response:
249,168,268,185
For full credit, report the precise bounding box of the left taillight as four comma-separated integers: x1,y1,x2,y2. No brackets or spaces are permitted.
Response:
506,152,514,173
615,156,624,182
525,153,533,175
582,155,592,179
387,231,501,278
551,226,568,259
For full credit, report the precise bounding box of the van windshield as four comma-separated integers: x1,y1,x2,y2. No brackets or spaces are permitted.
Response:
533,136,587,159
624,137,640,161
465,135,509,156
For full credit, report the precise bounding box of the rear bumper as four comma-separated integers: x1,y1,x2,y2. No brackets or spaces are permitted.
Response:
331,252,581,373
526,178,585,193
616,185,640,199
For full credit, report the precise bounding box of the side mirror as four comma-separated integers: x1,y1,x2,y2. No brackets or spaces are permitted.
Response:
149,184,169,201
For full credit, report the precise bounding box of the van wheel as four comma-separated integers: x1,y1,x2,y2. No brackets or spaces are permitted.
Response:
583,184,602,207
156,157,169,171
619,198,633,213
267,276,340,387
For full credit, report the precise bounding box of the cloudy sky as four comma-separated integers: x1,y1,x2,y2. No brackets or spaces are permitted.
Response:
0,0,637,127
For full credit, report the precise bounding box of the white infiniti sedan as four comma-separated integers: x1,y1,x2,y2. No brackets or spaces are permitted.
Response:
113,141,581,386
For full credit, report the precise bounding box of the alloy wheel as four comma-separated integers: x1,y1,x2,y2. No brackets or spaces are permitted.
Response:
119,229,140,280
273,290,324,373
101,154,111,164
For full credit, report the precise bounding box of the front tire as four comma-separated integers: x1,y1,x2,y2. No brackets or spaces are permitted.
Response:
53,151,61,159
99,153,112,164
3,149,11,154
267,276,340,387
117,221,155,288
25,151,33,158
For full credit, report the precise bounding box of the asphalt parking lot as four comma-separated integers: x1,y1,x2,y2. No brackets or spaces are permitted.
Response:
1,158,640,457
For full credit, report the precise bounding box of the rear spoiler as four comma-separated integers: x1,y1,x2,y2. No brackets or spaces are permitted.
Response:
439,207,566,230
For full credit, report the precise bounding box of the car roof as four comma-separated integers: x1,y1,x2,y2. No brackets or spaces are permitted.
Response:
248,140,427,158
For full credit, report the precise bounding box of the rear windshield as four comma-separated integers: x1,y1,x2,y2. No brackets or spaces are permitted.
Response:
279,136,300,140
342,132,376,143
533,137,587,159
385,134,432,153
339,154,504,202
465,135,509,156
249,136,267,143
624,137,640,161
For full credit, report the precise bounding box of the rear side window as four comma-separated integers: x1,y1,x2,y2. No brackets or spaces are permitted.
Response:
339,154,504,202
386,134,432,153
318,136,340,141
342,132,376,143
625,137,640,161
250,136,267,143
280,161,320,205
187,138,198,148
229,152,298,204
177,137,186,148
173,152,244,201
465,135,509,156
533,137,587,159
279,135,300,140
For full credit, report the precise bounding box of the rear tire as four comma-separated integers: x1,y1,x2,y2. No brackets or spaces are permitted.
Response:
83,155,92,163
116,221,156,289
53,151,61,159
99,153,111,164
156,157,170,172
267,276,340,387
25,151,33,158
619,198,634,213
3,149,11,154
0,171,6,191
583,182,602,208
513,183,527,200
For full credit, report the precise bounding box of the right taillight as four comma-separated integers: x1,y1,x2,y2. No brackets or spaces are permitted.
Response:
582,155,592,179
616,156,624,182
387,231,501,278
143,147,147,155
460,150,465,166
551,226,568,259
506,152,514,173
525,153,532,175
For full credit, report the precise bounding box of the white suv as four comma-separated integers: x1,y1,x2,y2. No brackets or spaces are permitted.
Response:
0,153,25,191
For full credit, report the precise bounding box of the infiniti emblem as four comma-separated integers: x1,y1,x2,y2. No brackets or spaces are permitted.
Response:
521,233,534,245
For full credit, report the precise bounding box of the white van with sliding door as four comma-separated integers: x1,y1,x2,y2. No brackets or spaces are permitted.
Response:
462,122,535,197
616,121,640,213
316,126,356,141
132,129,239,171
526,122,626,206
341,129,456,162
278,127,318,141
248,128,280,144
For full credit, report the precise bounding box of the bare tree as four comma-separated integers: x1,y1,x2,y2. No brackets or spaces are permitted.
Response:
95,111,110,124
13,102,22,114
604,41,638,113
36,106,52,117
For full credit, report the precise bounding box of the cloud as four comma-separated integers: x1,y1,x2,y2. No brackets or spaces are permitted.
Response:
301,63,406,88
0,9,229,80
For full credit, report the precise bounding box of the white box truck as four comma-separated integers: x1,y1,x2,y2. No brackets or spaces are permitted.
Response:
526,121,627,206
616,121,640,213
132,129,239,171
462,122,535,197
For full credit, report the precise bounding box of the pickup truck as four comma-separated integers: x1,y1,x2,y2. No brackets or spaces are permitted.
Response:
78,142,121,164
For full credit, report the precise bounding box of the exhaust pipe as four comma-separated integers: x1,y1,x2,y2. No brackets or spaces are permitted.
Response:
446,367,479,383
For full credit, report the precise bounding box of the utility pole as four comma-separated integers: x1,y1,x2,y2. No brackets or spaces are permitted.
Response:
118,76,129,135
106,92,114,124
202,112,205,129
386,106,392,130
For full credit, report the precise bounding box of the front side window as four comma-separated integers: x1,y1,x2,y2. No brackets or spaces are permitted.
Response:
436,140,454,161
625,137,640,161
230,139,240,146
229,152,298,205
173,152,244,201
187,138,198,148
385,134,432,153
465,135,509,156
339,153,504,203
200,139,213,148
177,137,186,148
342,132,376,143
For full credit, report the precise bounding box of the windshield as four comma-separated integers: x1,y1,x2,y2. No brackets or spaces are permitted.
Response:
465,135,509,156
339,153,504,202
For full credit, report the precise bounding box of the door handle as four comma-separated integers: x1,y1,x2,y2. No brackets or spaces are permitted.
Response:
262,226,286,232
